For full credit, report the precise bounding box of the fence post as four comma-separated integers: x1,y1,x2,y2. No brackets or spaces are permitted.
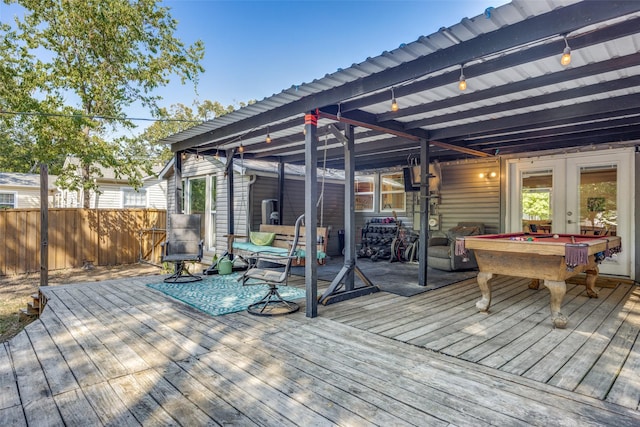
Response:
40,164,48,287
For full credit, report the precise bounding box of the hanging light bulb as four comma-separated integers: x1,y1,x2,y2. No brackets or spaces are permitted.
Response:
336,103,342,120
238,143,244,153
390,87,399,112
561,36,571,66
214,150,220,160
265,126,272,143
458,64,467,91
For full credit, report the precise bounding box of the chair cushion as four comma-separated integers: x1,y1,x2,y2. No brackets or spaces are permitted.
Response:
250,231,276,246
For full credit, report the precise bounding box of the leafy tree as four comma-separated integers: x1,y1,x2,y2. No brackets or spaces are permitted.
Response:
137,100,240,162
2,0,204,206
522,191,551,220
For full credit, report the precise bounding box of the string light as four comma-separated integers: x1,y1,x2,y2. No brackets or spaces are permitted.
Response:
265,126,272,143
390,87,399,112
561,35,571,66
458,64,467,91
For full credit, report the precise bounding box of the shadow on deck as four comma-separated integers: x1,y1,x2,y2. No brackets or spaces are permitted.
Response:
1,271,638,425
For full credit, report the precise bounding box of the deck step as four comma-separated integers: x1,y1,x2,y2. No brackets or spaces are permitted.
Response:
19,292,45,318
19,307,38,318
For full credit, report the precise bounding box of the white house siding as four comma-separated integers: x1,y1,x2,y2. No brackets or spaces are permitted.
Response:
0,173,56,208
179,156,249,257
15,189,43,208
91,184,121,208
145,179,167,209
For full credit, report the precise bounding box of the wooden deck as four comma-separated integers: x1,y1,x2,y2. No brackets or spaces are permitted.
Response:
1,272,640,426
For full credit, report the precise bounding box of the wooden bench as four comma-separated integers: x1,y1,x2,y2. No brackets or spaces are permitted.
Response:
232,223,329,266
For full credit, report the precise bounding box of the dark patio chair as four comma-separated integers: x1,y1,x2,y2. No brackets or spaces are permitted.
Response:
242,214,304,316
161,214,204,283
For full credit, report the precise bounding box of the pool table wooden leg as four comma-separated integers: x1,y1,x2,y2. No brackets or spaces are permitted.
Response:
585,265,599,298
543,279,568,329
475,272,493,312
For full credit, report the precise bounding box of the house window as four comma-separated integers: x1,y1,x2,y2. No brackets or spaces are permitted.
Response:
122,188,147,208
380,172,405,212
355,176,375,212
0,192,16,209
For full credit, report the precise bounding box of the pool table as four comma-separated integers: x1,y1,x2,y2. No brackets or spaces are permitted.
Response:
458,233,622,328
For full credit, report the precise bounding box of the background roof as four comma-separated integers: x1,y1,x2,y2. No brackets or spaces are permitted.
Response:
163,0,640,171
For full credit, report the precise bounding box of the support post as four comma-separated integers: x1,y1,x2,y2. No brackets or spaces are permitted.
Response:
418,139,430,286
304,111,318,318
175,152,183,214
40,163,48,288
318,124,379,305
344,124,356,292
278,160,285,224
227,149,235,237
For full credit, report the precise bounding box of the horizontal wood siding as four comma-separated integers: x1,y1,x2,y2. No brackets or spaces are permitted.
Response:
16,189,43,208
437,159,501,234
250,176,278,230
146,180,167,209
0,208,166,275
275,177,345,257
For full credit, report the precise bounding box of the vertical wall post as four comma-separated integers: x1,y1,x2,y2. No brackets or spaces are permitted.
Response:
304,111,319,317
418,139,430,286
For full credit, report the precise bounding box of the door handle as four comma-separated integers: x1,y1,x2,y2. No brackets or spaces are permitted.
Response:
567,220,575,224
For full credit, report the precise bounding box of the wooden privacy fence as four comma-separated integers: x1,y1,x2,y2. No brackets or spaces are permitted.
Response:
0,208,166,276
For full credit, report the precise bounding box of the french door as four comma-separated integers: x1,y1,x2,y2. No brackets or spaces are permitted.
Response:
508,149,633,277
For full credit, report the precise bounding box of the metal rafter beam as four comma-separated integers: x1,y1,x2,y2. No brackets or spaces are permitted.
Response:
371,17,640,121
317,108,490,158
170,1,640,153
430,93,640,141
463,114,640,148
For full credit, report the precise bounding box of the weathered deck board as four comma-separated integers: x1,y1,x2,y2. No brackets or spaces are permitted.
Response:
524,284,632,384
575,289,640,400
0,343,20,410
603,286,640,410
3,273,639,425
321,272,640,411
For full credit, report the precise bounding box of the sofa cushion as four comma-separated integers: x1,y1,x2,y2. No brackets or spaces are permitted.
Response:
446,225,480,240
428,245,451,259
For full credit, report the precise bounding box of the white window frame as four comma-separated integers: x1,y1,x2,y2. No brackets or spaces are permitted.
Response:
379,171,406,212
121,187,147,208
0,192,17,209
355,175,375,212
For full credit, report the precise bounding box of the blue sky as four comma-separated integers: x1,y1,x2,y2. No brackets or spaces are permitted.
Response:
1,0,510,134
159,0,509,110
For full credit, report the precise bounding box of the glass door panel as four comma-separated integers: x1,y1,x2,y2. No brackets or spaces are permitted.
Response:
521,169,553,233
579,166,617,236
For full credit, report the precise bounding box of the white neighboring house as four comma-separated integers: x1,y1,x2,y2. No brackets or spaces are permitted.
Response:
56,157,167,209
0,172,58,208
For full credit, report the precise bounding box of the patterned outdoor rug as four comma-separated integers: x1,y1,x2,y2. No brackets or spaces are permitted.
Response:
147,272,306,316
